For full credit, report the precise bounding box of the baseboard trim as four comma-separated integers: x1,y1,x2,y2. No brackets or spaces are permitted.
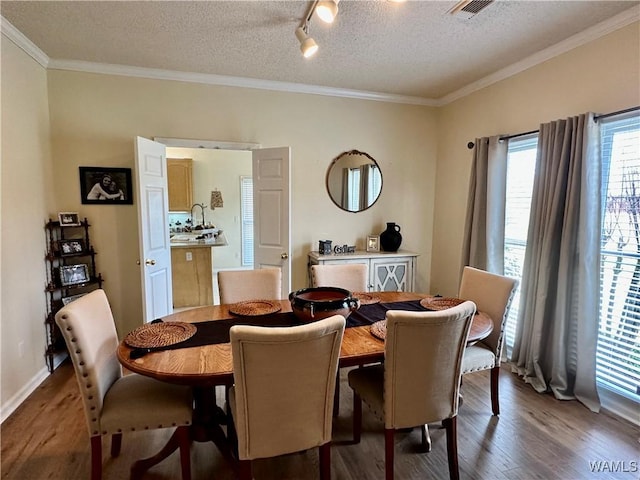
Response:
1,366,51,424
599,386,639,426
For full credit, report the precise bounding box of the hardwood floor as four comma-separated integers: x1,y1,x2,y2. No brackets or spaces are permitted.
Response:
1,361,638,480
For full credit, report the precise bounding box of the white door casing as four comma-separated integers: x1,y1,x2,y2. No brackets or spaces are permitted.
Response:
252,147,291,295
134,136,172,322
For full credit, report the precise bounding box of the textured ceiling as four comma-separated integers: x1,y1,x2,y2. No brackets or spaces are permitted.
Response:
1,1,638,102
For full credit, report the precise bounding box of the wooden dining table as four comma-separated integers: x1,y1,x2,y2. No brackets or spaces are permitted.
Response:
117,291,493,477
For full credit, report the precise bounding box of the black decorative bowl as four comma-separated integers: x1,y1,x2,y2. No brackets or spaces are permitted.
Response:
289,287,359,323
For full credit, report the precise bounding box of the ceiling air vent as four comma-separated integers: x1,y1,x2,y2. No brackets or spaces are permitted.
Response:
448,0,494,19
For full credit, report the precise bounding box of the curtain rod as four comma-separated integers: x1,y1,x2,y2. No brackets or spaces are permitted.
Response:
466,105,640,149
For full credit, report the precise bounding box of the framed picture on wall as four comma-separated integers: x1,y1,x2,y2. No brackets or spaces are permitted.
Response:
79,167,133,205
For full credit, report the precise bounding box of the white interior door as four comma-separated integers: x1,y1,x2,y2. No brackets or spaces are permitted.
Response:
134,136,172,322
252,147,291,295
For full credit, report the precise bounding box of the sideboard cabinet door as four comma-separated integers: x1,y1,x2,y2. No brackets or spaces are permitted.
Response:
370,256,415,292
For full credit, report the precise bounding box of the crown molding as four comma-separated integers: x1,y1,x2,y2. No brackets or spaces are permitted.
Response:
438,5,640,106
47,58,438,107
0,16,49,68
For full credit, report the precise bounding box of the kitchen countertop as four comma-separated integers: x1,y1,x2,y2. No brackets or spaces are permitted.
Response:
170,233,228,248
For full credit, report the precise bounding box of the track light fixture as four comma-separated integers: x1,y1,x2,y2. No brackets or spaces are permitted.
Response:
295,26,318,58
295,1,321,59
315,0,339,24
296,0,399,58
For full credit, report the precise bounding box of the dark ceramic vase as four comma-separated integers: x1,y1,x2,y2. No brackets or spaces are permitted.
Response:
380,222,402,252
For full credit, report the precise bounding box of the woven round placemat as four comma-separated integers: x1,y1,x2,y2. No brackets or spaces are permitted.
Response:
228,299,282,316
353,292,381,305
124,321,196,349
370,320,387,340
420,296,464,311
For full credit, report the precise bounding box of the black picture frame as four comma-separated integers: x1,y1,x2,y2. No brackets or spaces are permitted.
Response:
59,264,90,287
79,167,133,205
58,238,86,256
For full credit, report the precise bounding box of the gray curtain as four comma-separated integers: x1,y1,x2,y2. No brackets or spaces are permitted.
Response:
341,167,349,209
461,135,508,274
511,113,601,412
359,164,370,210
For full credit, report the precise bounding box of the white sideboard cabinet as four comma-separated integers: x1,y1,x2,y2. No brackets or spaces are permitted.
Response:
308,250,418,292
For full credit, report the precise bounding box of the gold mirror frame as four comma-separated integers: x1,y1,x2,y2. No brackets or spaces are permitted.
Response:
326,150,383,213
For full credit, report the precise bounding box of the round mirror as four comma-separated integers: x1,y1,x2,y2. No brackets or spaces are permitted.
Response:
326,150,383,212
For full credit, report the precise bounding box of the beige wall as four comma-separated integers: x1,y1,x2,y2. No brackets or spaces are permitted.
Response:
431,22,640,296
1,38,53,409
46,71,437,338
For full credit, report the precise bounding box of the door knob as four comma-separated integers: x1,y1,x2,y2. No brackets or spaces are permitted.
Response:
281,252,289,260
145,259,156,266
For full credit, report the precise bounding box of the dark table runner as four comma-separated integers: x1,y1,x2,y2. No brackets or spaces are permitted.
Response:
158,300,429,351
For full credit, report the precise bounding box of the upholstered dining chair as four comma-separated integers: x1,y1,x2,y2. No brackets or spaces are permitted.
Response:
217,268,282,304
54,289,193,480
458,266,518,415
311,262,369,417
348,301,476,480
310,263,369,293
227,315,346,480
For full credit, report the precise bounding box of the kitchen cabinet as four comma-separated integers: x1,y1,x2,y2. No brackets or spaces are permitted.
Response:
171,245,213,307
167,158,193,211
308,250,418,292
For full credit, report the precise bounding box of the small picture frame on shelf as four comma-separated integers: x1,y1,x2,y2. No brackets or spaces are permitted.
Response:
58,212,81,226
58,239,85,256
61,293,88,305
59,264,90,287
366,235,380,252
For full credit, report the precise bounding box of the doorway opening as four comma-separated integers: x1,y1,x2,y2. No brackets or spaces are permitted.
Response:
164,143,254,306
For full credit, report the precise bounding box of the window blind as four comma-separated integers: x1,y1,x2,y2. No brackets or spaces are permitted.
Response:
240,176,254,267
598,112,640,400
503,136,537,354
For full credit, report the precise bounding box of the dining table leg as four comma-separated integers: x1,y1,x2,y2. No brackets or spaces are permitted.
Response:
130,426,190,479
191,385,236,464
130,385,236,479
